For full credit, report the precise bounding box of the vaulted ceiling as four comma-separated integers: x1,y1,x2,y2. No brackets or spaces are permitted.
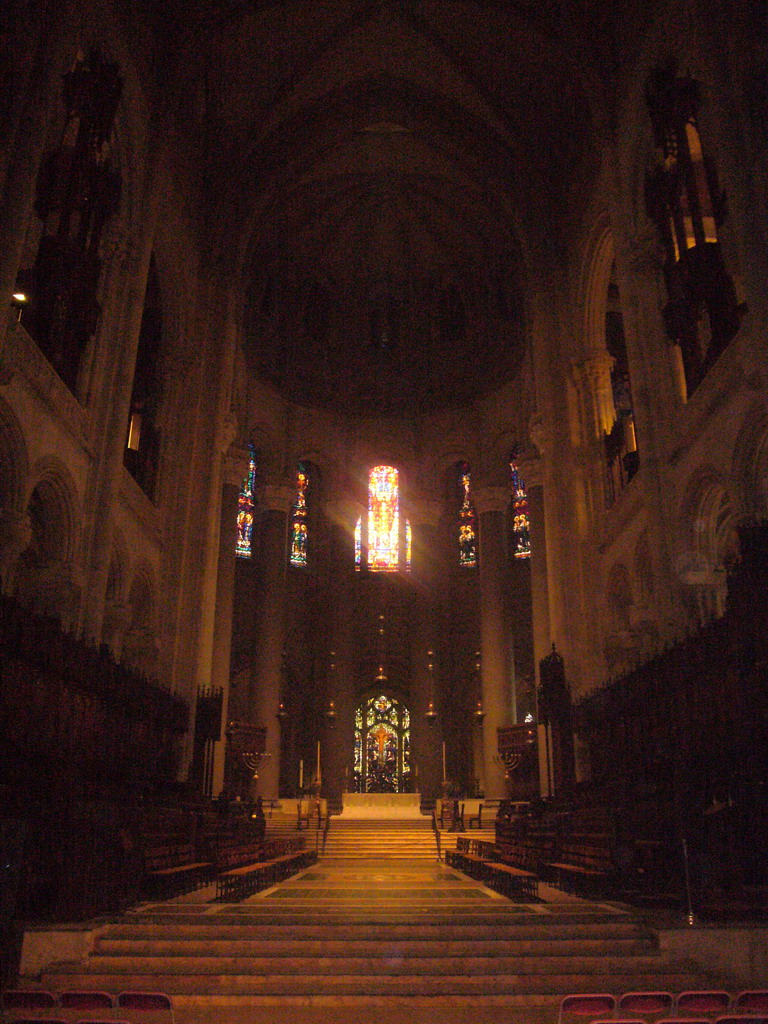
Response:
154,1,608,413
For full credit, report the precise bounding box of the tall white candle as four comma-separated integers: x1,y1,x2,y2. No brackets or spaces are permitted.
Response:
299,759,303,789
317,740,321,784
442,741,447,783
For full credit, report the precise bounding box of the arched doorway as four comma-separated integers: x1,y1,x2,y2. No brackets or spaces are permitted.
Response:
353,694,411,793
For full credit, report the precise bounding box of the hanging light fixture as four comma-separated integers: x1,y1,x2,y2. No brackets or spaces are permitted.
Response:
277,649,289,722
327,651,338,724
374,614,387,684
473,650,485,722
425,649,437,724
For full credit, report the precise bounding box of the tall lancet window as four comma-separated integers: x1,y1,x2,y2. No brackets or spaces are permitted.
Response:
509,456,531,559
369,465,400,571
458,462,477,568
289,463,309,567
356,466,411,571
235,445,257,559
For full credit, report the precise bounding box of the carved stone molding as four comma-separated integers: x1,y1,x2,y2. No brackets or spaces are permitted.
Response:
473,485,510,516
259,483,295,514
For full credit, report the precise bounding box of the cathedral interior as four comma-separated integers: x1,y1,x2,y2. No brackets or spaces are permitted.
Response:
1,0,768,1017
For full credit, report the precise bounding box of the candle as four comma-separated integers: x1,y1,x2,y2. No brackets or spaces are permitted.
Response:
442,741,447,783
317,740,321,784
299,759,303,790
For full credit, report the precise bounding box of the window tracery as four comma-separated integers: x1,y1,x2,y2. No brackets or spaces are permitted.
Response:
235,445,257,559
289,463,309,567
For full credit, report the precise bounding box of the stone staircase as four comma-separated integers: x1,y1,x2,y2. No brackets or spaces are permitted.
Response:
34,858,717,1024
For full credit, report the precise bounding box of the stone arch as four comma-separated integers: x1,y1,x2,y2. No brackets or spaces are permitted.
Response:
102,527,131,657
731,402,768,521
13,458,82,624
0,396,29,515
0,398,31,592
678,468,740,623
122,563,159,678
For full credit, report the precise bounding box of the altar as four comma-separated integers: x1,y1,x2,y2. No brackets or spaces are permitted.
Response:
339,792,423,819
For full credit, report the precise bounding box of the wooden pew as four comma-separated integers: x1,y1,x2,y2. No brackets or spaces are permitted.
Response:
142,838,214,900
215,836,316,901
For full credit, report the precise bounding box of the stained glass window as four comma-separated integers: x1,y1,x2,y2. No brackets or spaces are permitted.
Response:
353,694,411,793
235,444,257,559
510,457,531,559
289,463,309,567
458,462,477,567
368,465,399,571
355,467,410,571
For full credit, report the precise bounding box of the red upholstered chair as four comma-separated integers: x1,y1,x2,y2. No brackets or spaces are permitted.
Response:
1,993,58,1010
734,993,768,1014
559,993,617,1024
59,993,115,1010
656,1018,713,1024
676,992,732,1017
619,991,675,1020
2,1019,66,1024
116,992,174,1024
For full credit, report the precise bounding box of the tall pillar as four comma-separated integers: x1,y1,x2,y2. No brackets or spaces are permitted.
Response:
209,450,248,797
322,498,362,813
409,500,443,809
250,483,294,800
475,485,513,799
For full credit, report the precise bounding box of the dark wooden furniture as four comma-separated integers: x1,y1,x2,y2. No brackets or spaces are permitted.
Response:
215,837,316,901
142,838,213,900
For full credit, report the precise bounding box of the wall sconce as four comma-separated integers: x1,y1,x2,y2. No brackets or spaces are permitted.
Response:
276,702,288,723
326,700,337,725
11,292,27,322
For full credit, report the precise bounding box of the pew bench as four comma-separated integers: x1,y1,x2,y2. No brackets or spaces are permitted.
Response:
142,840,214,899
446,837,539,900
215,841,316,901
546,840,616,895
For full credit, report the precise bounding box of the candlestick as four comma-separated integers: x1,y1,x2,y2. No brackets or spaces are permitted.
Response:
317,740,321,784
442,740,447,784
299,759,303,790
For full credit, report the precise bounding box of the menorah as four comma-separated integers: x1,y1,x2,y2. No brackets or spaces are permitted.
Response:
240,751,271,779
493,751,522,779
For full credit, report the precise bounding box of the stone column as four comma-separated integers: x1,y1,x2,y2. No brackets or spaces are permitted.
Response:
474,485,514,799
250,482,294,800
408,499,443,809
615,238,690,639
209,448,249,797
78,160,164,643
322,498,362,813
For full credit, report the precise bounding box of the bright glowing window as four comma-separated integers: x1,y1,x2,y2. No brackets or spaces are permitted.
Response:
368,465,399,571
355,466,410,571
458,462,477,567
510,457,531,559
235,444,257,559
289,463,309,567
353,694,411,793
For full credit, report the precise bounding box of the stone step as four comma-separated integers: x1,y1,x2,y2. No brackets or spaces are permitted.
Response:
69,953,675,975
40,968,707,996
110,918,647,938
95,937,655,957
